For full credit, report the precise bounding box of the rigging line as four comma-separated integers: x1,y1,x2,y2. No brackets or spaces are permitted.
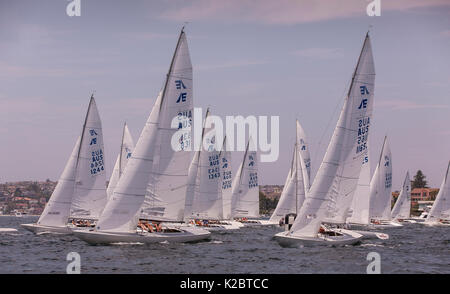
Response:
311,77,352,176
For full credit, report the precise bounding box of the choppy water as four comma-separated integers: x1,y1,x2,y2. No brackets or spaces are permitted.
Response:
1,216,449,274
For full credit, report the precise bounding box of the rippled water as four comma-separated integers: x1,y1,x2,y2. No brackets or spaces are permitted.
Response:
1,216,449,274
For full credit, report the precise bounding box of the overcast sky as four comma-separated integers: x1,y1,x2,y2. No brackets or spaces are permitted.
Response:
1,0,449,189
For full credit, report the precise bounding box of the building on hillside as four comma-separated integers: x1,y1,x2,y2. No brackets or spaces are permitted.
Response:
411,188,439,203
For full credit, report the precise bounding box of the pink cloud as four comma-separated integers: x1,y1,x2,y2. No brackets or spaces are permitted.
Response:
159,0,450,24
376,99,450,110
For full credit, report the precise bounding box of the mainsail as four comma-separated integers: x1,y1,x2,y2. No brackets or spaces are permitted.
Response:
96,92,162,232
391,171,411,220
296,120,311,190
368,136,393,221
106,123,135,200
289,32,375,237
426,161,450,223
324,37,375,225
70,96,107,220
189,110,223,219
269,121,310,223
220,136,233,220
347,141,371,225
37,137,81,226
143,28,193,222
231,138,259,218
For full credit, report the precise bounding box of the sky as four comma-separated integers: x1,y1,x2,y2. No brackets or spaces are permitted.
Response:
1,0,449,189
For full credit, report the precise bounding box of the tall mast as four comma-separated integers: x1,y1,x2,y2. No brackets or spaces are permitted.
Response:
119,122,126,177
75,93,95,170
159,27,185,111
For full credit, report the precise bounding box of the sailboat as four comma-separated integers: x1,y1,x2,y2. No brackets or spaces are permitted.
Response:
22,95,105,234
230,138,267,226
274,32,375,246
73,28,210,244
368,137,401,228
344,139,398,239
391,171,413,223
184,110,242,230
424,161,450,226
267,120,310,226
68,96,108,228
106,122,135,200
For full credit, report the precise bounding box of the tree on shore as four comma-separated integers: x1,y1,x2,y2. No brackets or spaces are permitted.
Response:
412,170,428,189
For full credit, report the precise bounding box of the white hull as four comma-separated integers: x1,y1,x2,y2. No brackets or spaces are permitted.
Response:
393,219,417,224
347,221,403,230
73,226,211,245
274,229,363,247
409,217,426,223
0,228,18,233
21,223,73,234
236,219,275,227
196,221,244,231
257,220,278,226
423,220,450,227
351,230,389,240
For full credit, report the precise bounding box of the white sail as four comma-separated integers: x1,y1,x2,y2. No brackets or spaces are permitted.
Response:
96,92,162,232
391,171,411,220
290,33,375,237
70,96,107,220
143,28,193,222
296,120,311,190
190,115,223,219
183,149,200,221
426,161,450,222
368,136,393,221
37,137,81,226
347,144,371,225
221,136,233,220
231,138,259,218
270,144,306,222
325,48,375,225
270,120,311,223
106,123,135,200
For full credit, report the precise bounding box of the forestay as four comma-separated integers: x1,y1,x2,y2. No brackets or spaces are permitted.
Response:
37,137,81,227
96,92,162,232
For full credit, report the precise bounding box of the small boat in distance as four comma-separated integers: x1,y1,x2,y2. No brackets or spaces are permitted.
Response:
349,137,402,230
424,161,450,226
230,138,268,226
391,171,415,223
268,120,310,226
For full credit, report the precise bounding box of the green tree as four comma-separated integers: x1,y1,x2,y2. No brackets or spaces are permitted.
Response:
412,170,428,189
429,189,439,200
259,192,278,215
13,188,22,197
